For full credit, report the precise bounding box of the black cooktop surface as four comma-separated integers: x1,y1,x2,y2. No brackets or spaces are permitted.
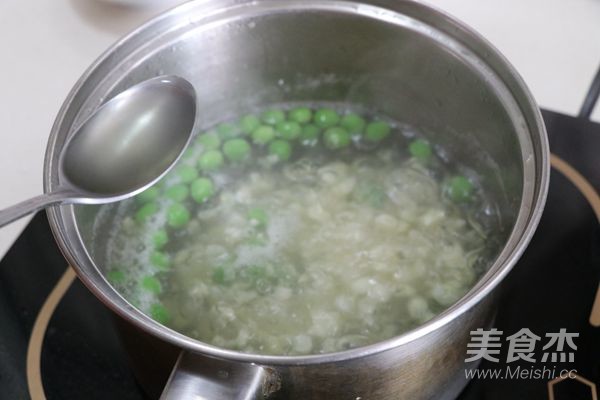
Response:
0,109,599,400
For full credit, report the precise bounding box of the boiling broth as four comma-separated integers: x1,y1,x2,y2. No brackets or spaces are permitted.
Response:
100,104,496,355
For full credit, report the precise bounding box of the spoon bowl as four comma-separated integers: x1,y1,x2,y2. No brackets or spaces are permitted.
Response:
0,75,196,226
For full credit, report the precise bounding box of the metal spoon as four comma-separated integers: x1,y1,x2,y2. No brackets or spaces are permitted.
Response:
0,75,196,227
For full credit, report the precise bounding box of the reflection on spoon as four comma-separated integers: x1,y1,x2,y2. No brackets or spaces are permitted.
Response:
0,75,197,227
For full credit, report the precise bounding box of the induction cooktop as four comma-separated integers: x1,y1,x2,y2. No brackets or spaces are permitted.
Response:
0,109,599,400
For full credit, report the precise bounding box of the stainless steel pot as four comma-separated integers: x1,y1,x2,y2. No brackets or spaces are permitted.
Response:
44,1,549,399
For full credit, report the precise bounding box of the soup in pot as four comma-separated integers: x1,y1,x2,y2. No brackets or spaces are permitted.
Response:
98,104,498,355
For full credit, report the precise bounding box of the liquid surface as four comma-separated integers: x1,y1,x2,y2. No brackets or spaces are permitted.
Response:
100,104,495,355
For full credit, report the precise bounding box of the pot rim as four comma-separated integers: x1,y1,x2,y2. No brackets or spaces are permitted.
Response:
44,0,549,366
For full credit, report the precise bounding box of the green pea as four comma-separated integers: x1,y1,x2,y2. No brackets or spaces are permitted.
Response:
198,149,224,171
261,109,286,125
135,202,158,223
212,266,226,285
447,176,473,202
365,121,391,142
276,121,302,140
141,276,162,294
150,303,170,324
314,108,340,128
165,184,189,202
289,107,312,124
216,122,240,139
409,139,432,161
248,207,268,229
239,114,261,134
176,165,198,184
107,269,125,285
212,265,236,285
167,203,190,228
152,229,168,249
196,131,221,150
191,178,215,204
323,127,351,149
223,139,251,162
136,186,160,204
300,124,320,145
268,140,292,161
341,114,366,135
150,251,170,271
251,125,275,145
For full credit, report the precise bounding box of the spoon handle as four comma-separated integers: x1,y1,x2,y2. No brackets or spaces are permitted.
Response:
0,192,70,227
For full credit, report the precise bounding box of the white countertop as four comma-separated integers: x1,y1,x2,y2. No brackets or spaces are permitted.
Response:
1,0,599,259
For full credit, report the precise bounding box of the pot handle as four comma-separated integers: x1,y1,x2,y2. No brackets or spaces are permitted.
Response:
160,351,280,400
